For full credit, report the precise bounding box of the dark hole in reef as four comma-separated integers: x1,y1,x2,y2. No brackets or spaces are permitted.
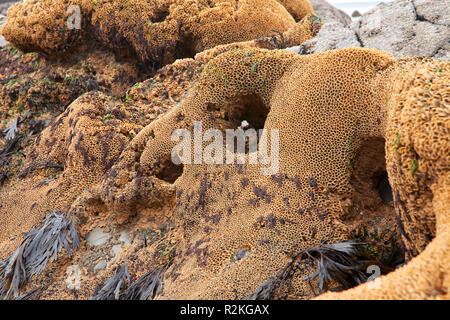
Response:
207,94,270,154
373,171,393,203
153,9,170,23
350,137,394,207
155,158,184,184
344,137,404,287
174,33,197,60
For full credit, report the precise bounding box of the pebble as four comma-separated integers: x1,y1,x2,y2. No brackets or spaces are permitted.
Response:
94,260,107,272
86,227,111,246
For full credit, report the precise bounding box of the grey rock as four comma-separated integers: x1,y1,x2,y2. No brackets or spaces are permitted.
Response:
0,2,20,17
232,249,249,262
310,0,352,26
118,231,132,246
355,0,450,59
413,0,449,26
65,265,81,291
111,244,122,262
303,0,449,60
302,22,362,54
0,16,6,48
284,45,301,54
94,260,108,273
86,227,111,246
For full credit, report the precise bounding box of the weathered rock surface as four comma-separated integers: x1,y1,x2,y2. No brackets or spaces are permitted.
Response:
310,0,352,26
300,21,362,52
305,0,450,60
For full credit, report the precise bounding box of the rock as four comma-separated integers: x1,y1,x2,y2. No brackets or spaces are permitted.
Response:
0,15,7,47
86,227,111,247
303,0,449,60
118,230,132,246
352,10,362,18
413,0,449,26
310,0,352,26
65,265,81,291
111,244,122,262
93,260,108,273
355,0,450,59
284,45,301,54
302,22,362,53
0,2,20,16
232,249,249,262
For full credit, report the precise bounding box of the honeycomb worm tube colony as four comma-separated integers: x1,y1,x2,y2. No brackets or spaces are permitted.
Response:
0,0,448,300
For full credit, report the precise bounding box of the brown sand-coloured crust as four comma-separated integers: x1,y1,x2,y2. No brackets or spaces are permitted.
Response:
97,47,395,299
2,0,315,66
1,47,447,300
317,58,449,300
0,1,447,299
0,9,320,258
97,48,448,299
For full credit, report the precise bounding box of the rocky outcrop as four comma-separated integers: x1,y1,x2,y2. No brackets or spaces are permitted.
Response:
309,0,351,26
304,0,450,60
299,22,362,52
